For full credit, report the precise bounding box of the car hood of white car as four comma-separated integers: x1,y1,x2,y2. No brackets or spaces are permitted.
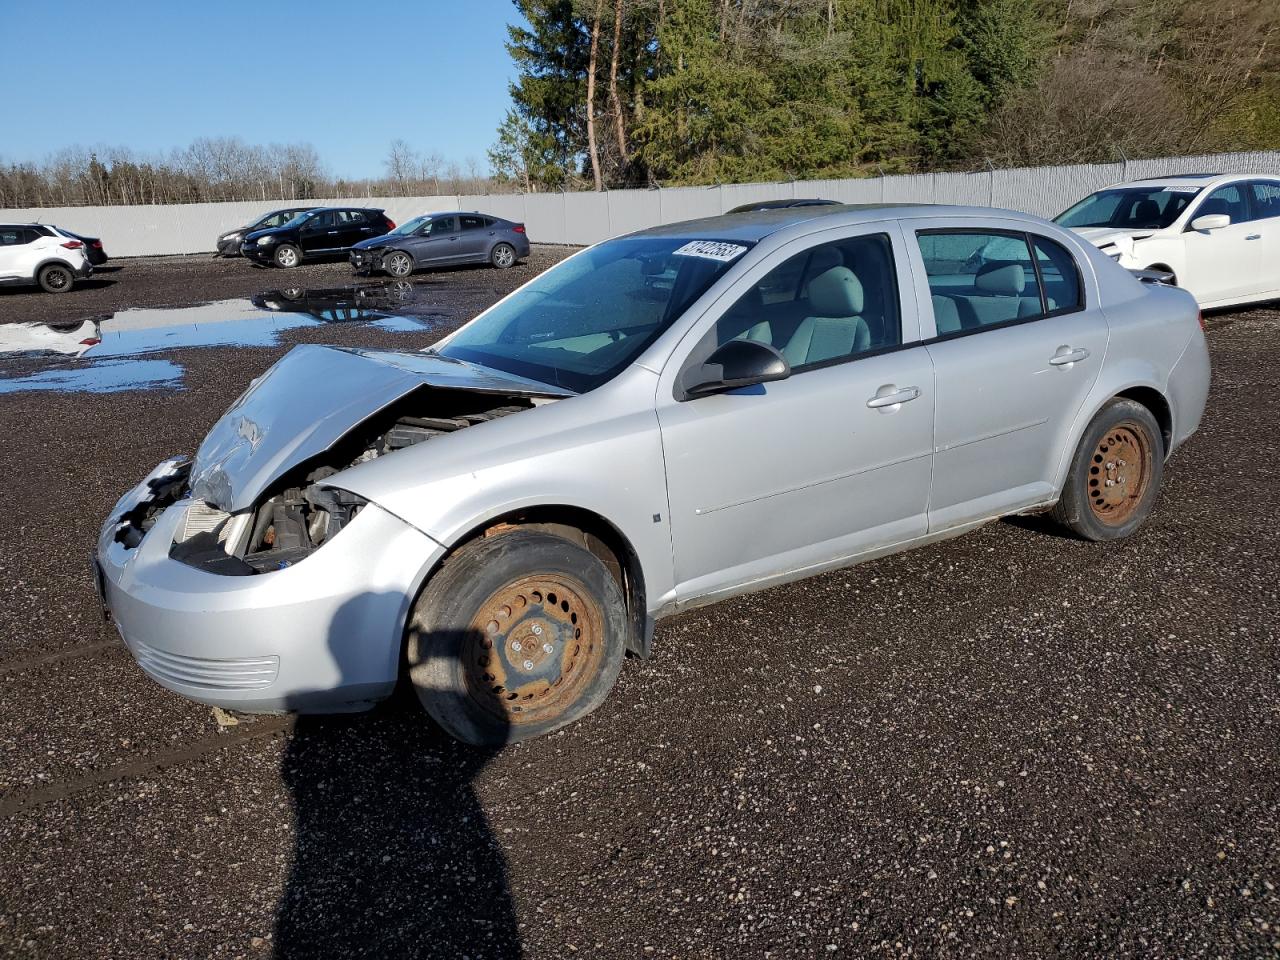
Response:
1071,227,1160,250
189,344,574,513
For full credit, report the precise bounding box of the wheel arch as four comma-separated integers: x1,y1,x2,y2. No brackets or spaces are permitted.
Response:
411,503,652,660
1114,385,1173,454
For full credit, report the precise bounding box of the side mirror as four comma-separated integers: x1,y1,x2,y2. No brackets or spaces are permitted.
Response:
1190,213,1230,231
682,339,790,399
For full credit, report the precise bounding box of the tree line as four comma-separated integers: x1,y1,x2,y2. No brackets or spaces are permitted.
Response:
489,0,1280,190
0,138,505,209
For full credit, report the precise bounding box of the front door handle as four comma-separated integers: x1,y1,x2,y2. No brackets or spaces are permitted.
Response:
327,230,339,235
866,384,921,409
1049,346,1090,367
1245,233,1262,240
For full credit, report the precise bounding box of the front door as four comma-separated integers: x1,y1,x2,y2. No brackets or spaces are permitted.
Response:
413,215,460,265
299,211,338,254
909,225,1109,529
1180,183,1263,304
656,226,935,604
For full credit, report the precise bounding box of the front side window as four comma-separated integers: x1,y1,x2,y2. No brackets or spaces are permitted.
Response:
1055,186,1200,230
1247,181,1280,221
917,231,1045,332
1194,185,1249,226
440,236,750,392
713,233,901,372
431,215,457,234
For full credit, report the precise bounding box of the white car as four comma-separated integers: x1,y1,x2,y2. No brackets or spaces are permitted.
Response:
1054,173,1280,309
0,319,101,357
0,223,94,293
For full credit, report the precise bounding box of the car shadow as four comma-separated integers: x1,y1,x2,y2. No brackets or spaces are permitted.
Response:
0,277,117,297
273,607,520,958
1001,512,1085,541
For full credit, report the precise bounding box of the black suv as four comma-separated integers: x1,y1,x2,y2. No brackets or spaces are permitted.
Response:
240,207,396,268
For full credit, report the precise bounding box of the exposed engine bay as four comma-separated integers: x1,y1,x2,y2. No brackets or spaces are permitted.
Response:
115,387,546,575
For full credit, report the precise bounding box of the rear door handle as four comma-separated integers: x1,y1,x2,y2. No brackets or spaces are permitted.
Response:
327,230,339,235
1245,233,1262,240
1049,346,1090,367
866,385,921,409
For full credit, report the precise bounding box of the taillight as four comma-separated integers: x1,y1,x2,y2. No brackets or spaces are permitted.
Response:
61,240,83,249
385,219,396,230
1197,310,1204,330
91,240,103,248
80,337,101,347
513,224,526,234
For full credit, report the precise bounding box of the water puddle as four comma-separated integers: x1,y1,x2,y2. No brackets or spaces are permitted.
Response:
0,284,447,395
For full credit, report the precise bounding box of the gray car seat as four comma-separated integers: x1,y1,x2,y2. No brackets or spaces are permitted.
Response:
781,266,871,367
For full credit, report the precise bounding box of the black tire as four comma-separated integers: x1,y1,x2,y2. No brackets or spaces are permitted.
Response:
490,242,517,269
406,529,627,745
1145,264,1176,286
37,263,74,294
384,250,414,278
1051,398,1164,541
273,244,301,268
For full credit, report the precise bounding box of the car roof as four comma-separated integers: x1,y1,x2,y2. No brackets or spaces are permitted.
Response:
626,203,1043,243
1117,172,1272,189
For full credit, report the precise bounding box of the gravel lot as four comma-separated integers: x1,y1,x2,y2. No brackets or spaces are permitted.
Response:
0,252,1276,958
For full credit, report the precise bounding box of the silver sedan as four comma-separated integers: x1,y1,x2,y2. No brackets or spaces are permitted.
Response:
96,205,1211,745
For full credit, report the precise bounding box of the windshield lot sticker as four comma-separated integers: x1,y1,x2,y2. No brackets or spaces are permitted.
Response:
1162,186,1201,193
672,241,749,262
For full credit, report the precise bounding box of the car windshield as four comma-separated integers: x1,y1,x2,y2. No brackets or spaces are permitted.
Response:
1055,186,1202,230
390,215,431,236
438,236,753,393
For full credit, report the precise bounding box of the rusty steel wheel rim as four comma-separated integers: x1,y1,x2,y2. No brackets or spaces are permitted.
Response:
464,574,604,727
1087,423,1153,525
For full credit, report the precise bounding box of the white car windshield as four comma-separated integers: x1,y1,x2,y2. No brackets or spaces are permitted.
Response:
438,236,752,392
1055,186,1201,230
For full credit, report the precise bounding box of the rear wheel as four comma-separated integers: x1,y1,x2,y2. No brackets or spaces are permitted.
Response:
37,263,74,293
490,242,517,269
1051,398,1164,541
274,244,301,268
384,250,414,278
406,529,627,745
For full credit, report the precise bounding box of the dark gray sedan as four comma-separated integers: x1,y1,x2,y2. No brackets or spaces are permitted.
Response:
350,211,530,277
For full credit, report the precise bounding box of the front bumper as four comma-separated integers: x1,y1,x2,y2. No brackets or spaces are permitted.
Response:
214,237,242,257
349,248,384,274
240,242,276,264
96,460,446,713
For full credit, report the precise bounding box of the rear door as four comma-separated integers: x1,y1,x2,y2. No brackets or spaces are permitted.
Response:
0,227,39,280
456,214,491,262
907,223,1108,530
1180,183,1262,304
1246,180,1280,298
333,210,373,250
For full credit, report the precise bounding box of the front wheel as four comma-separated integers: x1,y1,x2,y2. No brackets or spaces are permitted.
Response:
384,250,414,278
38,263,74,293
273,244,301,268
1051,398,1164,541
406,529,627,745
490,242,517,269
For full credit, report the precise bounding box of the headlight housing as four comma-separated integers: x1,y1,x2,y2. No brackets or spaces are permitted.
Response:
256,235,277,246
223,232,241,242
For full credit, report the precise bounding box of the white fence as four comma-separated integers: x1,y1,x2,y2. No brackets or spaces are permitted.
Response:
5,151,1278,258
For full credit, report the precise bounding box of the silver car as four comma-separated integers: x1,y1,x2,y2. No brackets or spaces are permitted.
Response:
96,205,1211,745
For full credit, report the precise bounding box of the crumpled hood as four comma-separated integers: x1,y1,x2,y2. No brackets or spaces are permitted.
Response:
190,344,572,512
352,234,395,250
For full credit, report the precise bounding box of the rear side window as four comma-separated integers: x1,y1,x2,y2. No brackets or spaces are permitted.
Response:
1247,181,1280,221
0,228,24,246
916,231,1045,333
460,215,486,231
1031,236,1082,313
337,210,367,224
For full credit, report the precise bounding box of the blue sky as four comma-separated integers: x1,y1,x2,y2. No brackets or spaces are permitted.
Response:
0,0,525,178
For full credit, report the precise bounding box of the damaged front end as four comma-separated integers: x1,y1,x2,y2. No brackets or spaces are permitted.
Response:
105,345,568,576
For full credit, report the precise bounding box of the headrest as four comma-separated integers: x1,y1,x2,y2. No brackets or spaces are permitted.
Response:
1132,199,1160,222
975,262,1025,296
808,266,864,316
806,246,843,278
